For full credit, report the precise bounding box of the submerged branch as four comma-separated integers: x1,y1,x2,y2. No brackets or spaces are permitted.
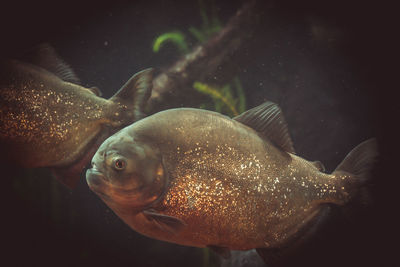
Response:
148,0,260,112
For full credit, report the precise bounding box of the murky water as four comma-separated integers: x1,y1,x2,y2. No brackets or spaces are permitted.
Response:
1,1,393,266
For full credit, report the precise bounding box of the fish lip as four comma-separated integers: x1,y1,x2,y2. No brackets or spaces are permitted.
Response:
110,185,146,195
86,168,105,184
86,168,143,201
86,168,108,193
86,168,104,177
86,168,144,192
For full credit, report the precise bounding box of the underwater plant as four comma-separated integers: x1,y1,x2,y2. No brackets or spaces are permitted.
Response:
152,31,189,54
152,0,246,117
188,0,222,43
194,77,246,117
152,0,222,52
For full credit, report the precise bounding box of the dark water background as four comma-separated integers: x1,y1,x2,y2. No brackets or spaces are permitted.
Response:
1,0,396,266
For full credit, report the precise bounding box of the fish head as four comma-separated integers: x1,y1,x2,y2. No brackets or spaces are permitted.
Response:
86,131,166,212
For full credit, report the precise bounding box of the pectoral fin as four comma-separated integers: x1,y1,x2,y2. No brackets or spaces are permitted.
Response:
143,209,186,235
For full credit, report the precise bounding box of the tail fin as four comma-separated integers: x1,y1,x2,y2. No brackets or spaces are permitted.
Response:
110,68,154,120
333,138,379,205
334,138,378,183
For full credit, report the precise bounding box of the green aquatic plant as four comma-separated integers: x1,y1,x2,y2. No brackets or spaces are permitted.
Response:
188,0,222,43
152,0,222,53
194,78,246,117
152,31,189,54
152,0,246,117
232,77,246,114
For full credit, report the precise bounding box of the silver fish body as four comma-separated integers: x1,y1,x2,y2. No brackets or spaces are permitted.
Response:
86,102,377,255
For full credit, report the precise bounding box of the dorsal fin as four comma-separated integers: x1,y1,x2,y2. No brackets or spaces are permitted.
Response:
110,68,154,119
233,101,295,153
21,43,81,84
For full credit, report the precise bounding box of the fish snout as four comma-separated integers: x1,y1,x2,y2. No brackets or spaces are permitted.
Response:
86,168,107,191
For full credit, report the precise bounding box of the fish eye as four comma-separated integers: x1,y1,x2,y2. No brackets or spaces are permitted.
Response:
113,158,126,171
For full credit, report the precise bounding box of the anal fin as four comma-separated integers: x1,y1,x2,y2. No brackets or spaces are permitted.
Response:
256,206,332,266
256,248,283,267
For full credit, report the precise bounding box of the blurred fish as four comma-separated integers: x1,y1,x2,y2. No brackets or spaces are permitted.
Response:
0,44,153,188
86,101,378,263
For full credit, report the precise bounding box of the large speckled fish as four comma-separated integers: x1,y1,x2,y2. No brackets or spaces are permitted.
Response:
86,101,378,262
0,45,153,188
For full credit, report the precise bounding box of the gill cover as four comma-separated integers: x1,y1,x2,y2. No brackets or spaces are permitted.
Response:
96,136,168,210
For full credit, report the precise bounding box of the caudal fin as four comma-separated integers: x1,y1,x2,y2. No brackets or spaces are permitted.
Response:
333,138,379,205
334,138,378,183
110,68,154,120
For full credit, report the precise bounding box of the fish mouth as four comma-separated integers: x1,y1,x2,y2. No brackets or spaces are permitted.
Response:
86,168,144,201
86,168,105,183
86,168,110,197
